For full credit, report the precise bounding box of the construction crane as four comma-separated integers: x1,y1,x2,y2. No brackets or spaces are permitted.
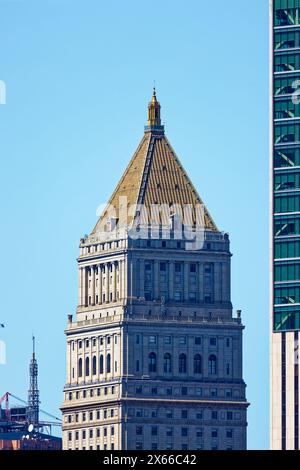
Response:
0,392,10,421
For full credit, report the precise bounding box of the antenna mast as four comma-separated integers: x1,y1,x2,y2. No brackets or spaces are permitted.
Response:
27,336,39,427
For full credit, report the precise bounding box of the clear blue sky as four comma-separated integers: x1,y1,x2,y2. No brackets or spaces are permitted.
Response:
0,0,269,449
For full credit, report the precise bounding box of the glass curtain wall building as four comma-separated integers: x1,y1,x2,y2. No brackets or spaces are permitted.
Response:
270,0,300,450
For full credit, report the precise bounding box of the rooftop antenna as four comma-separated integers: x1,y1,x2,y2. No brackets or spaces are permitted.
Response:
27,335,39,428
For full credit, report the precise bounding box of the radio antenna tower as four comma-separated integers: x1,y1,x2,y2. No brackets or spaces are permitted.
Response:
27,335,39,427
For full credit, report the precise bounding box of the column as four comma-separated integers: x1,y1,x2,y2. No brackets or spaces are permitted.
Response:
91,265,95,305
119,260,123,301
184,262,189,302
168,260,174,301
106,263,110,303
139,259,145,299
153,260,159,300
112,262,117,302
123,257,127,301
98,264,103,304
198,263,204,302
82,267,87,307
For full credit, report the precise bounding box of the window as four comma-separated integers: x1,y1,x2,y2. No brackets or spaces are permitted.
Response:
99,337,104,346
149,352,157,373
181,410,188,419
210,337,217,346
78,358,82,377
226,429,233,439
136,426,143,435
164,353,172,373
104,387,108,395
179,353,187,373
78,340,82,349
196,411,203,420
211,429,218,438
97,411,100,419
160,262,166,271
85,357,90,376
136,360,140,372
136,442,143,450
106,353,111,373
151,426,158,436
136,386,142,394
181,387,187,396
189,292,196,302
149,335,156,344
75,431,79,440
82,430,86,439
99,355,104,374
196,428,203,438
174,291,182,302
209,355,217,375
103,427,107,437
151,387,157,395
226,363,230,376
166,427,173,437
92,356,97,375
190,263,196,273
195,337,201,345
212,411,218,420
136,335,140,344
225,388,232,398
151,443,158,450
89,411,93,420
227,411,233,421
166,410,173,418
175,263,182,272
89,429,93,438
104,409,107,418
111,426,114,436
166,387,172,396
194,354,202,374
181,428,188,437
211,388,217,397
90,389,93,397
96,428,100,437
164,336,171,345
179,336,186,345
226,338,230,347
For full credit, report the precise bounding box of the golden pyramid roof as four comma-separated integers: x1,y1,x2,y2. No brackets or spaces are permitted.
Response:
91,90,217,234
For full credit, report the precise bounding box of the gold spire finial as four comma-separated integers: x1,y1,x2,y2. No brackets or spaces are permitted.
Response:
148,87,161,126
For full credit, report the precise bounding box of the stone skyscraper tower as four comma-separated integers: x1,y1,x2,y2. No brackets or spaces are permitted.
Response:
61,91,248,450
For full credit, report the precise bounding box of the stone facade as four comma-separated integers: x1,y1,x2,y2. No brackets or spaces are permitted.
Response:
61,92,248,450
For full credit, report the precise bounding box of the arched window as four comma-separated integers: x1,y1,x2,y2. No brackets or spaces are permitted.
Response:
78,358,82,377
85,357,90,376
179,353,187,373
164,353,172,373
99,354,104,374
148,352,157,373
107,353,111,373
92,356,97,375
209,354,217,375
194,354,202,374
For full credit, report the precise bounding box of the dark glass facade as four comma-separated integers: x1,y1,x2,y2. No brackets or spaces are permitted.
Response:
273,0,300,332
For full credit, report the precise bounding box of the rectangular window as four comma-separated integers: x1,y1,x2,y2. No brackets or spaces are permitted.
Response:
181,387,188,396
175,263,182,272
164,336,172,344
181,410,188,419
151,426,158,436
190,263,196,273
136,426,143,435
149,335,156,344
181,428,188,437
160,262,166,271
179,336,187,345
210,337,217,346
174,291,182,302
195,337,201,345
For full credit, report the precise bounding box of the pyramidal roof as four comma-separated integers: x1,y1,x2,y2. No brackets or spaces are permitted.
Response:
92,89,217,234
